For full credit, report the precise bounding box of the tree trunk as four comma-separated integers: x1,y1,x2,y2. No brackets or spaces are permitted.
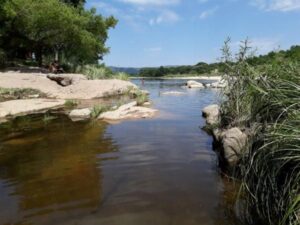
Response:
36,47,43,67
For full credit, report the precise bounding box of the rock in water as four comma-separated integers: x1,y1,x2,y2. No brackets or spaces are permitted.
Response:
221,128,247,166
202,104,220,125
69,108,91,121
187,80,204,88
98,101,157,122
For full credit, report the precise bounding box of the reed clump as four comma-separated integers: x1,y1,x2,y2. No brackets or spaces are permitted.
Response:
219,38,300,225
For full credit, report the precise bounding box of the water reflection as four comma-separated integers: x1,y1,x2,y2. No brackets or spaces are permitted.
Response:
0,118,118,224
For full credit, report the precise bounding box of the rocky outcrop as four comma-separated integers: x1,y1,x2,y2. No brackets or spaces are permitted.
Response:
69,108,91,121
98,101,157,122
187,80,204,89
202,104,220,125
202,105,248,167
0,72,136,99
0,99,65,119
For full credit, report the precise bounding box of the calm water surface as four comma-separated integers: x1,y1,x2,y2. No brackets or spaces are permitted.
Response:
0,79,239,225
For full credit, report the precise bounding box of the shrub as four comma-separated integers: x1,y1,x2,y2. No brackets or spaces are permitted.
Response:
91,104,110,118
219,38,300,225
64,99,78,108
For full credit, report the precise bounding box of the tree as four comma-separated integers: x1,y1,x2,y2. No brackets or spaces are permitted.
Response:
0,0,117,66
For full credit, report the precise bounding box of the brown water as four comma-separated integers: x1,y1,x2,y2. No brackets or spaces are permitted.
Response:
0,79,240,225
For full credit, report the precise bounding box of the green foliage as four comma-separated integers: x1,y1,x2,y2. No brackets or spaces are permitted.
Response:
91,104,110,118
219,39,300,225
64,99,78,108
77,64,129,80
124,87,149,105
0,0,117,66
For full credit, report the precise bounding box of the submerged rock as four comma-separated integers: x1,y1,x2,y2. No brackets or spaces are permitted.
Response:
0,99,65,118
187,80,204,89
98,101,157,122
202,104,220,125
69,108,91,121
221,127,248,166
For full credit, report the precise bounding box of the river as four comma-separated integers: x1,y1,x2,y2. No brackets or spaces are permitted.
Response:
0,79,240,225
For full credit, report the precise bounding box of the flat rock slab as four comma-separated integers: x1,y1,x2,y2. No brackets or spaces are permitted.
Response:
99,101,158,123
0,99,65,118
0,72,136,99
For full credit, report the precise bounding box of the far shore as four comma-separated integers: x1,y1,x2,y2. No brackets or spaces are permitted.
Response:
130,76,222,80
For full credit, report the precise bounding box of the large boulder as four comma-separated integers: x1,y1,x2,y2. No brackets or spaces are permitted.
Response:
187,80,204,89
98,101,157,122
69,108,91,121
202,104,220,125
0,72,136,99
221,127,248,166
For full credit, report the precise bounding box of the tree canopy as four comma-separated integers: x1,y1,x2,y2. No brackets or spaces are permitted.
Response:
0,0,117,67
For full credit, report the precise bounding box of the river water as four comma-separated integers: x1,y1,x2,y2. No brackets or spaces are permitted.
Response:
0,79,240,225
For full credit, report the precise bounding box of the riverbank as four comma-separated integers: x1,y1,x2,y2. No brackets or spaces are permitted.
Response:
202,58,300,225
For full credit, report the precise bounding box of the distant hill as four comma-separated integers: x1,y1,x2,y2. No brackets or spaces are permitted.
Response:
109,66,140,75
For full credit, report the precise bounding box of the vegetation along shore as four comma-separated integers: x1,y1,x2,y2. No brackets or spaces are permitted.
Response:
202,39,300,225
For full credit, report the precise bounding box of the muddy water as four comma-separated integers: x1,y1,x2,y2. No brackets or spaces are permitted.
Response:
0,79,240,225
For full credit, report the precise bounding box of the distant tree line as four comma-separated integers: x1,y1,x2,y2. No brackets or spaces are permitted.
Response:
0,0,117,69
139,45,300,77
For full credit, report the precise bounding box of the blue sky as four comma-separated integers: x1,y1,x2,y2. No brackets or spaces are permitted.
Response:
86,0,300,67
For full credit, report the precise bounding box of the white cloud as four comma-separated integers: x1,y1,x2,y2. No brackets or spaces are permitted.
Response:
119,0,180,6
90,2,120,15
199,6,218,19
149,10,180,25
252,0,300,12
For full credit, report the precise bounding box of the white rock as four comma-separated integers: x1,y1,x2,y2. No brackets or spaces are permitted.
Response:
143,102,151,106
69,108,91,121
187,80,204,89
202,104,220,125
0,99,65,118
211,79,227,88
99,101,157,122
221,127,248,166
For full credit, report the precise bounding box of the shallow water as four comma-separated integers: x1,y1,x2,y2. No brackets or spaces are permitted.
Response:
0,79,240,225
